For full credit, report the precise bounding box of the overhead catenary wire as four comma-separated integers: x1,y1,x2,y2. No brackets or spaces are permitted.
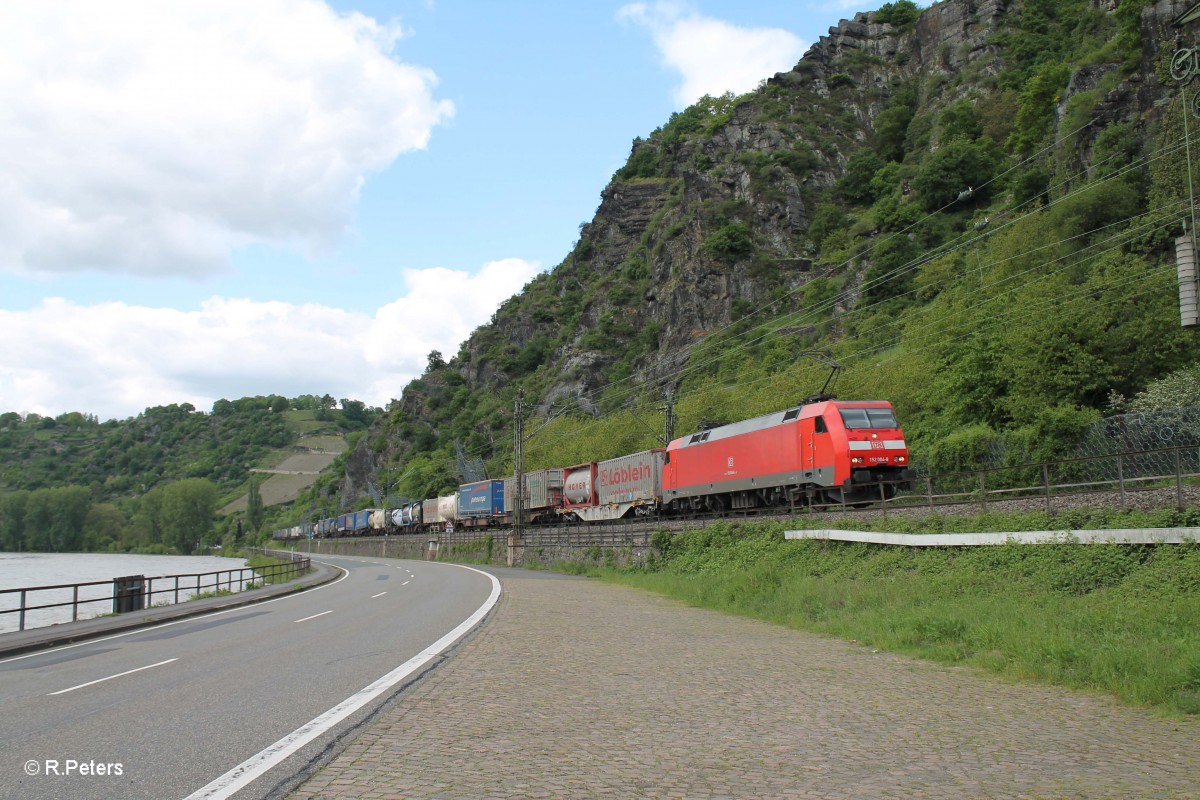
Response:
393,116,1193,478
548,125,1187,419
515,194,1188,453
502,214,1183,460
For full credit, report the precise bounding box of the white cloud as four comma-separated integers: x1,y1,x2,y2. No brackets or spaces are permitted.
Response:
0,0,454,278
0,260,540,421
366,258,541,381
617,2,806,107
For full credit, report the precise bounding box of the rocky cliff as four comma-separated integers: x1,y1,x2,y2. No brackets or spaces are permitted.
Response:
329,0,1200,506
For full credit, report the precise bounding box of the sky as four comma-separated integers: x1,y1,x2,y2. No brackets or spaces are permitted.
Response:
0,0,886,422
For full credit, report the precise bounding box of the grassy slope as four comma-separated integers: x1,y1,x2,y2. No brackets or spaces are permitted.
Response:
219,412,346,514
562,513,1200,716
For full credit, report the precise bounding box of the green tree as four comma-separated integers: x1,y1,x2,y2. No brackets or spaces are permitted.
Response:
246,477,264,534
873,82,918,163
160,479,217,553
0,490,30,551
1013,167,1051,207
128,487,165,550
999,251,1191,419
807,203,851,248
340,399,368,426
22,486,91,552
838,150,886,204
938,100,982,143
863,235,921,302
1044,178,1142,240
1010,62,1070,155
83,503,125,551
874,0,920,27
912,138,1000,211
924,334,1012,431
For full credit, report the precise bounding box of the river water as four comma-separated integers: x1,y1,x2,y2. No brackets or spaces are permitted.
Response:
0,552,255,633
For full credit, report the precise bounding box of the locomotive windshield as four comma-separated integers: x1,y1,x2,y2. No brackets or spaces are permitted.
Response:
839,407,899,429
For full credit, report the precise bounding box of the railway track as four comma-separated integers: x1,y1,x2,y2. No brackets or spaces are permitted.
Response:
424,482,1200,551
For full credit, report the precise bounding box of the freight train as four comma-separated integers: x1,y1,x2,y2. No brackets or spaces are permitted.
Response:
271,398,914,541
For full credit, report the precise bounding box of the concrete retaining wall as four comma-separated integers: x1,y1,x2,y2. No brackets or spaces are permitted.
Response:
285,525,1199,570
286,531,655,569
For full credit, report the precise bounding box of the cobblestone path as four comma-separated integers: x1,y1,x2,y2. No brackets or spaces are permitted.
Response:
291,570,1198,800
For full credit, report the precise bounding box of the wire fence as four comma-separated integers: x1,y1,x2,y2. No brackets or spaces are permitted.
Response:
892,445,1200,514
980,405,1200,472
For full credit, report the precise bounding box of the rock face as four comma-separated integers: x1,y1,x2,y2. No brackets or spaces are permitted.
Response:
333,0,1197,503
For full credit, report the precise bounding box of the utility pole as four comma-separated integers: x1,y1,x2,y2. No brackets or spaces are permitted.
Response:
657,390,676,445
1174,45,1200,327
510,388,527,567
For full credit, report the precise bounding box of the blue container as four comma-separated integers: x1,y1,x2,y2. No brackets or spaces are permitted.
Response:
458,480,505,518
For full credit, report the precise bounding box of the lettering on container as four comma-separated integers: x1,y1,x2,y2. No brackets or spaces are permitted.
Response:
598,462,650,488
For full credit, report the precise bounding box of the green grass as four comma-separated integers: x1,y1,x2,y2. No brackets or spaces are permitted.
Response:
585,515,1200,716
437,534,495,565
190,588,236,600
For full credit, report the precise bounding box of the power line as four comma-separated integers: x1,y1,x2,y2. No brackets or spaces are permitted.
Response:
382,120,1193,479
552,128,1189,419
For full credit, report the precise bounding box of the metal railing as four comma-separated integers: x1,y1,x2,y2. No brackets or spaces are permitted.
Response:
0,557,311,633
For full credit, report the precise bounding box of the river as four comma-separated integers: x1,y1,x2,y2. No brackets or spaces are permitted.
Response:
0,552,255,633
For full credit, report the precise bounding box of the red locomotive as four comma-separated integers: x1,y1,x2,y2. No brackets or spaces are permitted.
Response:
661,399,913,513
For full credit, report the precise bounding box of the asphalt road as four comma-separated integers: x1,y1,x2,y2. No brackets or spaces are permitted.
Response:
0,554,498,800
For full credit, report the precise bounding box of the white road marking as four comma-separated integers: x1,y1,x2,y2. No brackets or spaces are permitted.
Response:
49,658,178,696
0,563,350,666
183,565,502,800
401,580,411,586
293,611,332,623
371,592,387,599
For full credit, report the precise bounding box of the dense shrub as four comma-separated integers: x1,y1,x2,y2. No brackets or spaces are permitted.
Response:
838,150,886,204
913,138,1002,211
704,223,754,259
874,0,920,27
874,82,919,163
1011,62,1071,154
926,423,1002,475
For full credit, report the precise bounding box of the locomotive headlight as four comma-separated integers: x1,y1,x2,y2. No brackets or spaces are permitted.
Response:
851,456,863,464
896,456,906,463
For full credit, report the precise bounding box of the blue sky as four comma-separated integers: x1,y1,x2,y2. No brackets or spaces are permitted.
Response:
0,0,884,421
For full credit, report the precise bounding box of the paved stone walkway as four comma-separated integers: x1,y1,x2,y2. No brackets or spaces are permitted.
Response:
290,570,1199,799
